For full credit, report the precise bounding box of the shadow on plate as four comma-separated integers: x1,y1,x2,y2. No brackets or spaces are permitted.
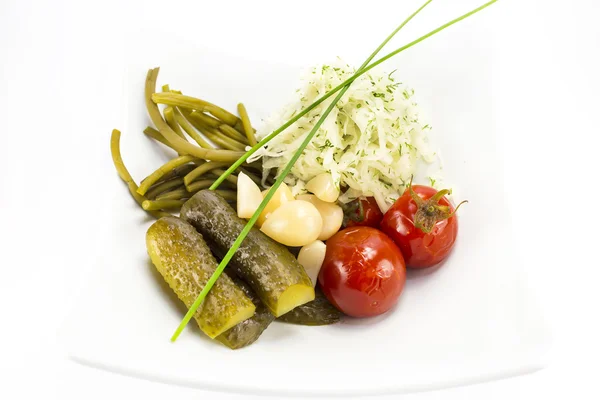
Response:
405,250,455,281
325,256,453,329
263,320,301,343
325,296,407,328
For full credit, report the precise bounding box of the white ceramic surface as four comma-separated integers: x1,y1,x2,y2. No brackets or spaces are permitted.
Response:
60,29,550,396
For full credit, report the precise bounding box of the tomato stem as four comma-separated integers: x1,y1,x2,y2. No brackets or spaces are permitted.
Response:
408,176,467,233
341,197,365,227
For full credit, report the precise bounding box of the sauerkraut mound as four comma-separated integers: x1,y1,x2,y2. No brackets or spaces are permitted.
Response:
249,59,436,211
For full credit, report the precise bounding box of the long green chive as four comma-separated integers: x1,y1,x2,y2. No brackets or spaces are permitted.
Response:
171,0,498,341
209,0,498,191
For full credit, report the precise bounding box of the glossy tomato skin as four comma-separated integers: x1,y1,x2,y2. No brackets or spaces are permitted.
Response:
318,227,406,317
346,197,384,228
380,185,457,268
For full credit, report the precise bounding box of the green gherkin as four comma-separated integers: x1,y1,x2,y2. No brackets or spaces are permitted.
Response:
217,277,275,349
181,190,315,317
146,216,255,339
278,288,343,326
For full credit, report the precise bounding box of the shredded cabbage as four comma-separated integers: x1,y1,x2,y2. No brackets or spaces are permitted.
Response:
249,59,436,211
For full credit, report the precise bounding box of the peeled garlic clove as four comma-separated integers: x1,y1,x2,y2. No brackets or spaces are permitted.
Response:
260,200,322,247
256,183,294,227
237,172,263,219
297,240,327,287
297,194,343,241
305,173,339,203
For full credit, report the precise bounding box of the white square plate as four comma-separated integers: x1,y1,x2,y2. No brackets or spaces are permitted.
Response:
61,26,550,396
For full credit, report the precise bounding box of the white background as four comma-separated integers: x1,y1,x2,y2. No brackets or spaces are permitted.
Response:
1,0,599,399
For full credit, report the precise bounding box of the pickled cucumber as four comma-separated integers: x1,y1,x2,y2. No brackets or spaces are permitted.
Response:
278,288,343,326
203,240,275,349
180,190,315,317
146,216,255,338
216,277,275,349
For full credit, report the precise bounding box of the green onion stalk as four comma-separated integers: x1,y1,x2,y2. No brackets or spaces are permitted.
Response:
171,0,498,341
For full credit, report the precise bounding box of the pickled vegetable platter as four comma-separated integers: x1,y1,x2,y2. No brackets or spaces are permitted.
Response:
110,0,497,349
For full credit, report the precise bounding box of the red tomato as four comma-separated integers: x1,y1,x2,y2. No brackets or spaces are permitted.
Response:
318,227,406,317
345,197,384,228
380,184,465,268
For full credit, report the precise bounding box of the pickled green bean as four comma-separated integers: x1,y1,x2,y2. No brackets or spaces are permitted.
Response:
210,168,237,185
164,107,187,140
180,110,246,151
145,68,245,162
180,108,211,131
140,158,199,186
188,180,235,194
205,130,246,151
146,177,185,200
203,104,241,128
188,110,221,129
143,126,180,153
110,129,170,219
156,188,192,201
184,162,230,187
153,163,199,186
151,92,240,127
237,103,257,146
186,179,214,193
233,120,248,135
137,155,199,196
177,109,234,150
219,124,249,145
173,109,215,149
142,199,184,211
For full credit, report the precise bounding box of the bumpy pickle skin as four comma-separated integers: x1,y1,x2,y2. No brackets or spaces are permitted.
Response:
180,190,315,317
216,278,275,349
146,217,255,339
278,288,343,326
